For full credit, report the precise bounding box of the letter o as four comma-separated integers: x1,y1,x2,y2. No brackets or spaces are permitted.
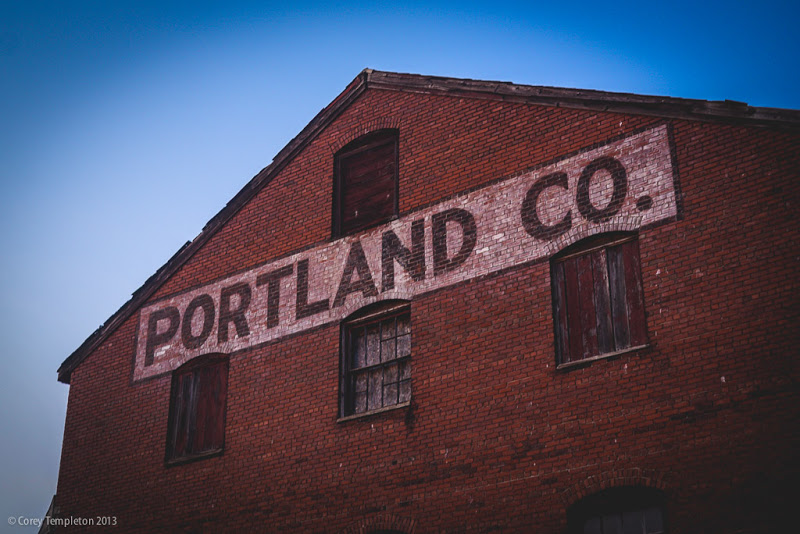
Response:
521,172,572,240
181,294,215,349
576,156,628,223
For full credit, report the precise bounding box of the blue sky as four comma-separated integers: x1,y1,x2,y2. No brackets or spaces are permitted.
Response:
1,0,798,527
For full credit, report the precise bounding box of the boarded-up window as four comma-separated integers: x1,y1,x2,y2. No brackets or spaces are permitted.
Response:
551,234,647,365
166,354,228,463
334,130,398,236
341,301,411,417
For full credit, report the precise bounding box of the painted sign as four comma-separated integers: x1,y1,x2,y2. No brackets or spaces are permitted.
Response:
134,125,677,381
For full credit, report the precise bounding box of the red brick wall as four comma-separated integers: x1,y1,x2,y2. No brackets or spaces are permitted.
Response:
55,87,800,533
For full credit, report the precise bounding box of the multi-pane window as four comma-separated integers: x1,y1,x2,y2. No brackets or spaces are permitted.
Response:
333,129,398,237
568,487,666,534
582,507,665,534
341,302,411,417
165,354,228,464
551,234,647,365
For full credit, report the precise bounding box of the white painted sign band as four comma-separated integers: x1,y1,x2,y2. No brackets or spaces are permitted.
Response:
134,125,677,381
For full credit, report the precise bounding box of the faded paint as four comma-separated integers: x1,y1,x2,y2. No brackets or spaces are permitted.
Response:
134,125,677,381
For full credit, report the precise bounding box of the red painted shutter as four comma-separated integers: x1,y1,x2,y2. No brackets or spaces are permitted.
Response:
591,248,614,354
563,257,584,362
192,365,211,453
576,253,599,359
168,357,228,461
620,239,647,346
340,139,396,235
607,239,647,351
552,262,570,363
171,372,193,458
209,360,228,451
607,244,632,350
553,236,646,364
193,360,227,453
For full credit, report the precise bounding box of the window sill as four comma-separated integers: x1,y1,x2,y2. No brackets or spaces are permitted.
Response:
337,401,410,423
165,448,223,467
556,344,650,371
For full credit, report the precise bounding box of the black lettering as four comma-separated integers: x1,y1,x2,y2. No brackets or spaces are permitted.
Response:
256,264,294,328
145,307,179,366
576,156,628,223
181,294,215,349
218,282,251,342
432,208,477,275
521,172,572,240
296,259,330,319
333,240,379,308
381,219,425,292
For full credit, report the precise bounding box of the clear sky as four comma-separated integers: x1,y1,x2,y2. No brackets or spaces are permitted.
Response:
1,0,797,527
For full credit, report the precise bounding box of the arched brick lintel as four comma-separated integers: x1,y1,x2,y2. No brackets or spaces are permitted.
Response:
560,467,670,508
340,512,416,534
328,118,402,155
543,216,643,259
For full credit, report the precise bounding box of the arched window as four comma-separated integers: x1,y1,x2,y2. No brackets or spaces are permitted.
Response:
339,300,411,417
165,353,229,464
568,486,666,534
551,233,648,366
333,129,399,237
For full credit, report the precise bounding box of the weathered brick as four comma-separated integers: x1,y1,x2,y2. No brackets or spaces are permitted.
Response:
54,72,800,533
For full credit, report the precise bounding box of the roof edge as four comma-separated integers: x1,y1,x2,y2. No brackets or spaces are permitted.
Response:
364,70,800,131
57,69,800,383
56,70,369,383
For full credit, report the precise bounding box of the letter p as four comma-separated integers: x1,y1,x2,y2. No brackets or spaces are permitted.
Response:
145,306,180,366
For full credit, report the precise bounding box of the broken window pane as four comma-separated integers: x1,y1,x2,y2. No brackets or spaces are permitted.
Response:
381,339,396,361
397,334,411,357
352,329,366,368
342,306,411,416
368,370,382,410
366,324,380,366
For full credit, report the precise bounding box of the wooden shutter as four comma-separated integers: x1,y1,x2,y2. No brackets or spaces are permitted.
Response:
167,356,228,462
551,261,571,362
192,360,227,454
618,239,647,347
591,248,614,355
337,131,397,236
607,244,632,350
553,236,646,364
169,371,195,459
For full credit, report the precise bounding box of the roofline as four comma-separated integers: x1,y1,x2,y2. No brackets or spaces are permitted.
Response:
57,69,800,383
366,70,800,131
56,70,369,383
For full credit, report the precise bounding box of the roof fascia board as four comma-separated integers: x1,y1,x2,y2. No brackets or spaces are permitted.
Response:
366,70,800,132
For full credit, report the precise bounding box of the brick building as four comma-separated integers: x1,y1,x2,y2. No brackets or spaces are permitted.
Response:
53,70,799,533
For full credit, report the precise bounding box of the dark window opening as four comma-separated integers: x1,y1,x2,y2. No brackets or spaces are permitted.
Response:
551,233,647,365
340,301,411,417
333,129,399,237
568,487,666,534
165,354,228,464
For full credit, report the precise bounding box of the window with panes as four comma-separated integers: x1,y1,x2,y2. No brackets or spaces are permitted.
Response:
551,233,647,365
340,302,411,417
568,487,666,534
